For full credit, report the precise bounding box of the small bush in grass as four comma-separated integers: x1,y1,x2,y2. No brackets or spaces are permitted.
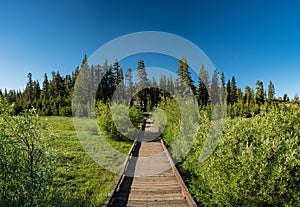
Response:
96,101,144,141
0,97,54,206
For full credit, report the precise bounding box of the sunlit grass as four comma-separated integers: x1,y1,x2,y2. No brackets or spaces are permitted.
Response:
40,116,132,205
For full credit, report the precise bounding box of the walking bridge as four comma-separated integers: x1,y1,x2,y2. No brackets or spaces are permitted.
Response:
103,119,197,207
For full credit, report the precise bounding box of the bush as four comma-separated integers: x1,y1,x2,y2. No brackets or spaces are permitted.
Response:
180,105,300,206
154,97,201,161
129,105,144,129
96,101,144,141
0,97,54,206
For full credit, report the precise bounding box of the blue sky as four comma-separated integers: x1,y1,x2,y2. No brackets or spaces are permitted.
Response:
0,0,299,98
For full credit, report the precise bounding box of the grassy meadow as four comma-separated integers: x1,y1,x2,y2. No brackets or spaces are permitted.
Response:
40,116,132,206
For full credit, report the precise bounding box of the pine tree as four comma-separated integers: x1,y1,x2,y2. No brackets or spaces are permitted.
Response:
220,72,226,103
65,74,73,89
167,76,175,95
283,93,290,102
244,86,255,105
221,72,225,90
97,59,116,102
32,81,41,111
210,69,220,105
137,60,150,89
3,89,8,98
150,77,160,107
136,60,150,111
94,64,103,87
113,60,120,84
236,88,244,103
112,60,125,102
40,73,50,100
198,65,209,106
159,75,167,91
116,67,126,102
50,71,67,98
72,66,80,85
159,75,167,98
226,80,231,105
176,56,195,95
125,68,135,102
231,76,237,103
255,80,265,105
33,81,41,100
113,60,124,85
25,73,34,106
267,81,275,103
73,55,91,116
293,94,299,104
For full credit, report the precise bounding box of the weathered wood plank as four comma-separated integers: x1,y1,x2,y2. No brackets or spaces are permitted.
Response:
104,119,197,207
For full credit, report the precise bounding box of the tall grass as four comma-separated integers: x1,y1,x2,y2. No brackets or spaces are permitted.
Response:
40,116,132,206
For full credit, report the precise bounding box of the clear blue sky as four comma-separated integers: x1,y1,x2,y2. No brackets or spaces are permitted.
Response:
0,0,299,98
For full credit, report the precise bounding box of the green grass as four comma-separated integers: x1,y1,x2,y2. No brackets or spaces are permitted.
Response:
42,116,76,131
40,116,132,206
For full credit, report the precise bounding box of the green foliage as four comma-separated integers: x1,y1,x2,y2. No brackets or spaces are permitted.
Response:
96,101,144,141
154,97,200,160
154,98,180,146
1,50,299,206
136,60,150,111
156,95,300,206
198,65,209,106
125,68,135,104
176,56,195,95
0,99,131,206
0,97,54,206
129,104,145,129
96,102,117,139
1,54,289,120
210,69,220,104
267,81,275,103
256,80,265,105
40,116,129,206
231,76,238,104
179,105,300,206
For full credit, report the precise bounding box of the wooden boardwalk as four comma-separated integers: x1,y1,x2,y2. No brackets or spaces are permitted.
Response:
103,119,197,207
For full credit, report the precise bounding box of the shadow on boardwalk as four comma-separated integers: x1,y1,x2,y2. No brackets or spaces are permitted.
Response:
106,119,195,207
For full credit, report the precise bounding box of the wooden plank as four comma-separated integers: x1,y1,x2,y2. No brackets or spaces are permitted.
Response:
104,119,197,207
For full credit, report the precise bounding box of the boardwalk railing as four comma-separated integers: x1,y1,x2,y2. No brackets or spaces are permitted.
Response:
102,119,197,207
160,139,198,207
102,134,139,207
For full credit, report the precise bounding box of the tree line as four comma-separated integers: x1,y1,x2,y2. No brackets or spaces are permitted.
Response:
1,55,298,117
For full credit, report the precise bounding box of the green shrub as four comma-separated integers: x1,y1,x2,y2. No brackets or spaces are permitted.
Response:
129,105,144,129
154,98,180,146
0,97,54,206
180,106,300,206
157,97,300,206
154,97,201,160
96,101,144,141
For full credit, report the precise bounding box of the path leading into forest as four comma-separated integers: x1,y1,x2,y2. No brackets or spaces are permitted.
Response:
103,119,197,207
